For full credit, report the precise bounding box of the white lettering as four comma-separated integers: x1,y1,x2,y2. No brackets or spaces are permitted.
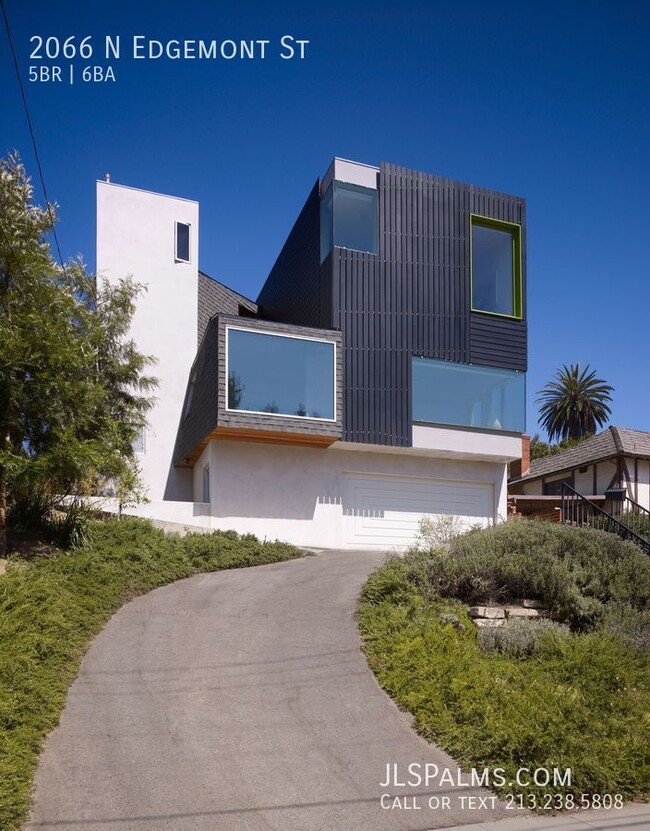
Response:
407,763,421,787
199,40,217,59
280,34,295,59
105,36,119,59
132,35,145,59
220,40,237,59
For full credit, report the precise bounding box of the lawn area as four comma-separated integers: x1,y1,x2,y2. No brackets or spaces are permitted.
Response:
0,517,302,831
358,520,650,806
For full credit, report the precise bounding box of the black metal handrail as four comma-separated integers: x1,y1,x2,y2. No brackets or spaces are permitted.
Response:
561,483,650,554
611,494,650,545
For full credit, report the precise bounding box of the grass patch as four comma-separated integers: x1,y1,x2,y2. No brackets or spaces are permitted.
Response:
358,522,650,805
0,518,301,831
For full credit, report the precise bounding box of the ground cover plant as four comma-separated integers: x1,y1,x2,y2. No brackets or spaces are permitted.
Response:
358,519,650,807
0,517,301,831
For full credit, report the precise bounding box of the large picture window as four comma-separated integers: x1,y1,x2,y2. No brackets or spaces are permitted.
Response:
413,356,525,432
471,215,522,318
226,328,335,420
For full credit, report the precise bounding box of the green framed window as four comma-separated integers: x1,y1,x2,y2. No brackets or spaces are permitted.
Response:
470,215,522,319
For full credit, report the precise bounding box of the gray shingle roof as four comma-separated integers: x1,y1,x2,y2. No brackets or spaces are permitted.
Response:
514,427,650,482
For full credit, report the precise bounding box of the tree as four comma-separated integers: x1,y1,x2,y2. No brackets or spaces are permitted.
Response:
228,371,244,408
529,433,589,461
0,152,157,555
536,363,613,443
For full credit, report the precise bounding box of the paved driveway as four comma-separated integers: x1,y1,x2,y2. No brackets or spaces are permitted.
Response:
28,550,509,831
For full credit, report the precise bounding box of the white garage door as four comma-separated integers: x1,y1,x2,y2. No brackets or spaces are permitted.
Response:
345,472,494,548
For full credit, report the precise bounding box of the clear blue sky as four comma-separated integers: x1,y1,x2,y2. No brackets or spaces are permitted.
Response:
2,0,649,437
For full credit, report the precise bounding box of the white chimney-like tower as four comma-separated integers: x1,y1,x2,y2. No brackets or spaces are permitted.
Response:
96,180,199,501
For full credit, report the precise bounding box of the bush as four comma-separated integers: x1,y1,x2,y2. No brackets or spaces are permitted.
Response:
359,520,650,806
477,618,571,659
412,520,650,630
7,487,94,550
358,567,650,804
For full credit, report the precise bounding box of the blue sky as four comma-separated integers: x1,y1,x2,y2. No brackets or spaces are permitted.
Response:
2,0,649,437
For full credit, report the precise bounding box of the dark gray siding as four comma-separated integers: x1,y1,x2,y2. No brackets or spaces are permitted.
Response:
173,316,220,464
216,316,342,441
197,271,257,345
331,163,527,445
468,190,526,369
255,182,323,327
470,316,527,371
174,315,342,464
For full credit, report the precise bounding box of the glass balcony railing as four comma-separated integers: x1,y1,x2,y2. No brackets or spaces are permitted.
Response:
413,356,525,433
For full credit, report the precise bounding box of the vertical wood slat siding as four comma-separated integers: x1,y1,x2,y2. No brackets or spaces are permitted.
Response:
332,163,527,446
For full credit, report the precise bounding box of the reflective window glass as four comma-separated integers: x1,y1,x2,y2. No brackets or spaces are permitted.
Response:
227,329,335,420
320,181,377,261
176,222,190,262
413,357,525,432
471,217,521,317
320,183,333,263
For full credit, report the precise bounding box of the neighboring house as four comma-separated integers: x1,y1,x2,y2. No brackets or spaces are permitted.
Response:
509,428,650,512
96,158,527,549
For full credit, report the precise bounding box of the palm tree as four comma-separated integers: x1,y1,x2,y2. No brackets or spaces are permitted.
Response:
536,363,614,443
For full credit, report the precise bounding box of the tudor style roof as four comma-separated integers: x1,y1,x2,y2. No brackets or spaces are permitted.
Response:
512,427,650,483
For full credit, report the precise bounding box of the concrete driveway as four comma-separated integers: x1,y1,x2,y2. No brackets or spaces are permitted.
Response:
28,550,509,831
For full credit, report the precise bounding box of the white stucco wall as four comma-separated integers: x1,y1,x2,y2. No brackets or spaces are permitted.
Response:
96,180,199,501
624,456,650,510
186,439,508,550
573,466,593,493
638,460,646,506
412,424,521,462
597,460,618,492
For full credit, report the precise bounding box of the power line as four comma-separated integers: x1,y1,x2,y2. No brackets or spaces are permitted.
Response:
0,0,65,271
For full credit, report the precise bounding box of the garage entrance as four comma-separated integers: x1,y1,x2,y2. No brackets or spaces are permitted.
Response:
345,472,495,548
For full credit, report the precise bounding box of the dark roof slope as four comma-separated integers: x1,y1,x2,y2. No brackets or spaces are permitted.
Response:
513,427,650,483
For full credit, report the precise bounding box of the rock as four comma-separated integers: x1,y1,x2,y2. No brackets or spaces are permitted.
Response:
504,606,545,619
520,599,546,609
473,618,505,628
468,606,506,619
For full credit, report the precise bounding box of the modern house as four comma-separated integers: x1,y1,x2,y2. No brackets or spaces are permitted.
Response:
96,158,527,549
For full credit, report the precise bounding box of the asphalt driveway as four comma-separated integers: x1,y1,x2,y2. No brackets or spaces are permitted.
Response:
27,549,509,831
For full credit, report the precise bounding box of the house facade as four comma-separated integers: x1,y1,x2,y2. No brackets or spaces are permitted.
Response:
510,428,650,511
96,158,527,549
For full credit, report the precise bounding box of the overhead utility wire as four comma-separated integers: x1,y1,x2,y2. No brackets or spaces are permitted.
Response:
0,0,66,271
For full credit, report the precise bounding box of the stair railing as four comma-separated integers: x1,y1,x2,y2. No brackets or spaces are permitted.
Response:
560,483,650,554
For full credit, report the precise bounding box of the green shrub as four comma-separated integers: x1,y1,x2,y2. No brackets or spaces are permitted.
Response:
360,556,416,606
360,520,650,806
412,520,650,630
602,602,650,652
359,585,650,804
7,487,94,550
477,618,571,659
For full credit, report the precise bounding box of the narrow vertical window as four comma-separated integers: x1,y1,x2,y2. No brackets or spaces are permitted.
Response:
202,465,210,503
132,425,146,454
175,221,191,263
